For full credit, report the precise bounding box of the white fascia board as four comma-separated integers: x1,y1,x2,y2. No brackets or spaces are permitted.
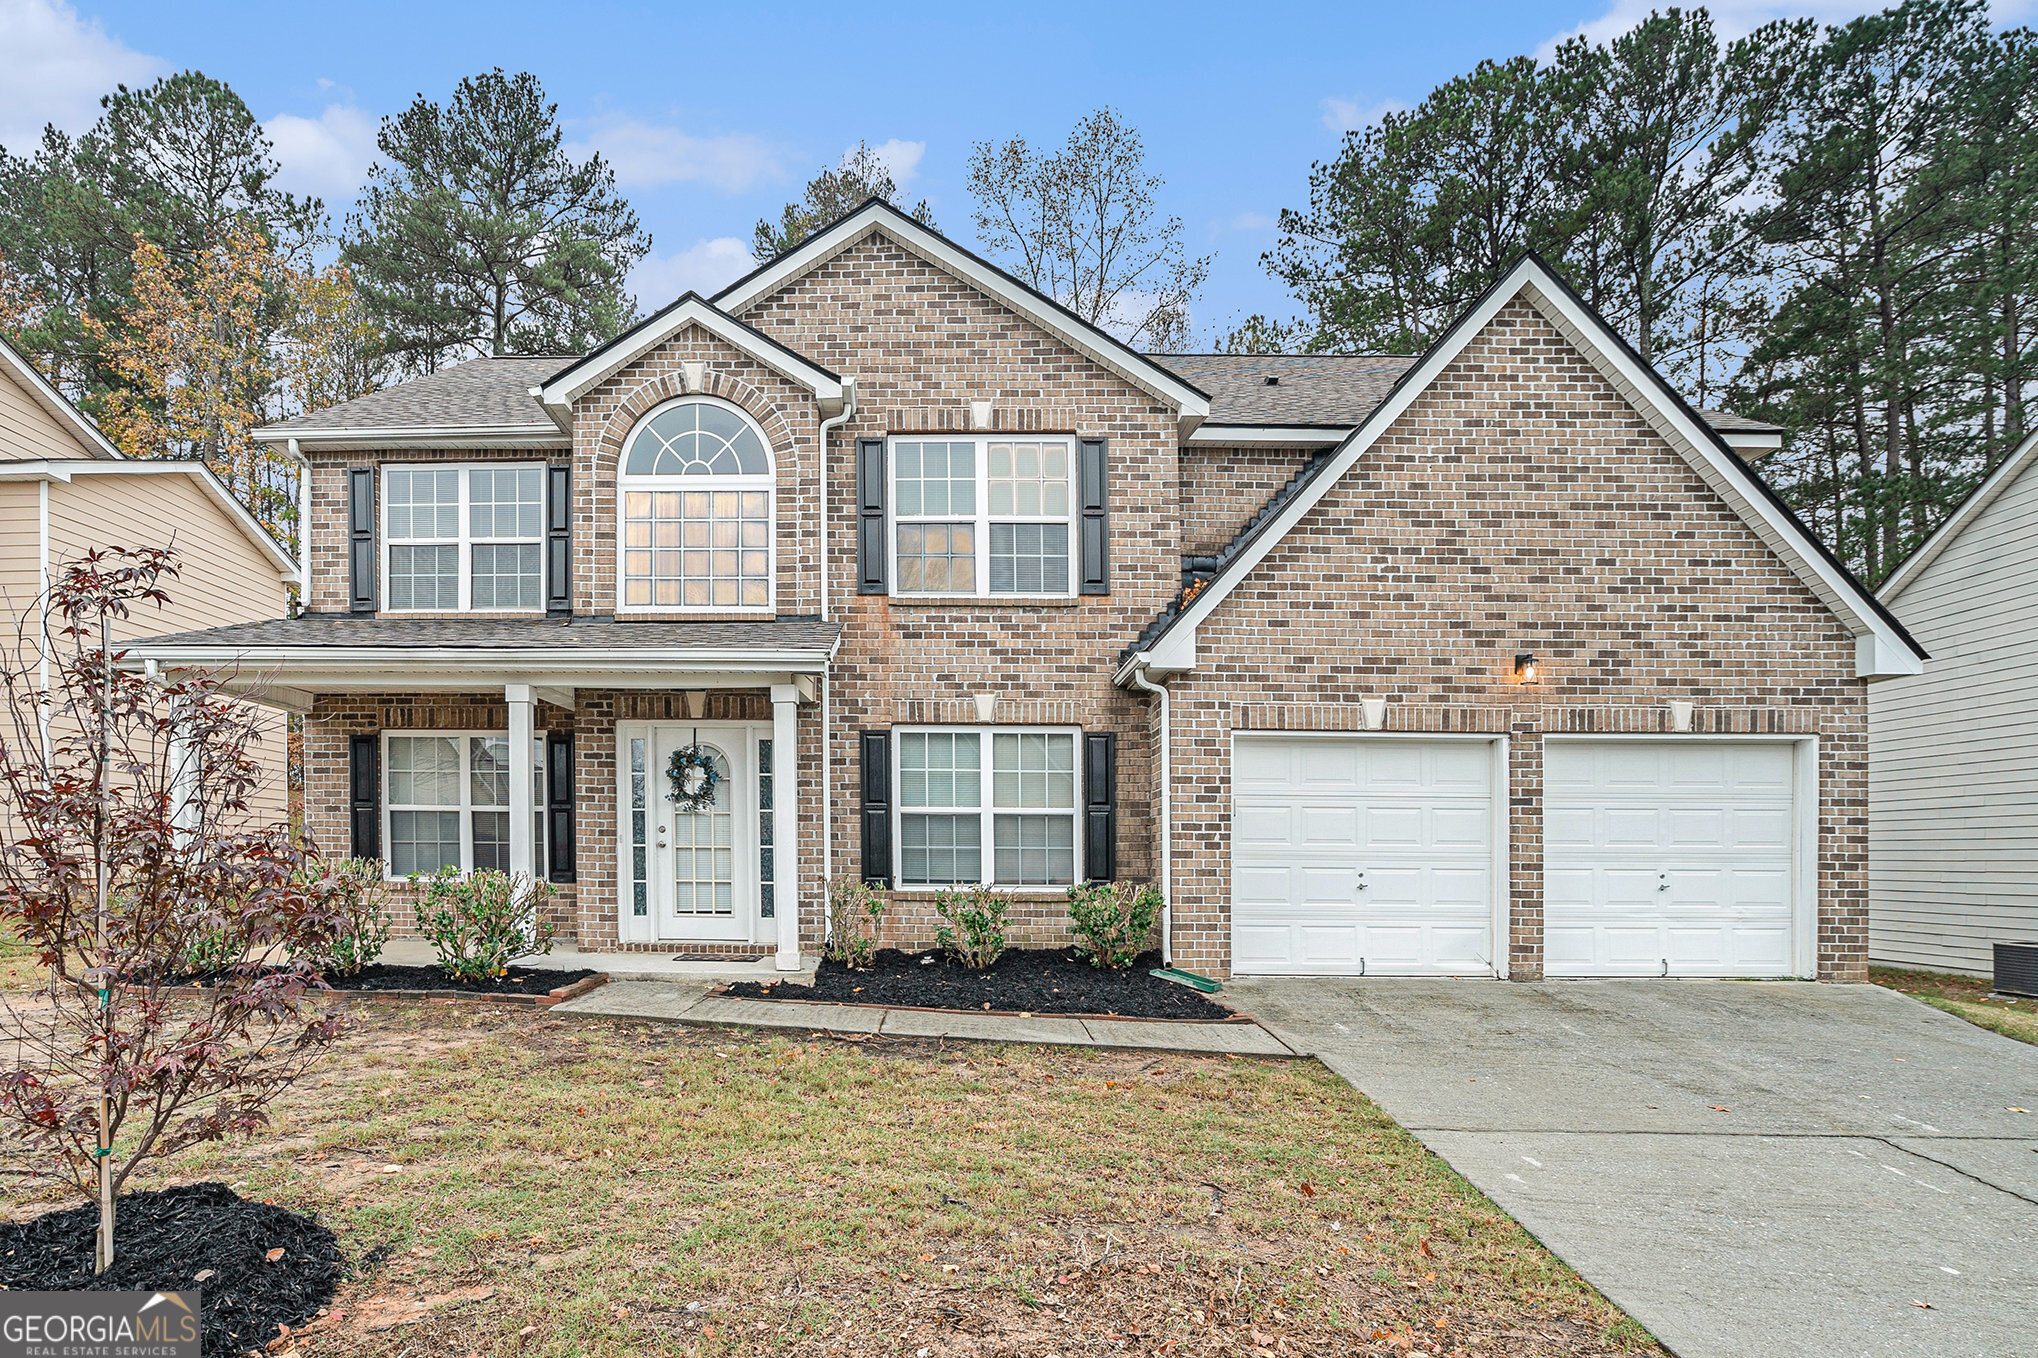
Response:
122,645,838,683
0,458,299,582
1720,430,1783,456
0,337,123,459
1184,424,1352,449
714,204,1211,422
535,296,843,418
251,424,571,451
1879,428,2038,604
1143,256,1922,682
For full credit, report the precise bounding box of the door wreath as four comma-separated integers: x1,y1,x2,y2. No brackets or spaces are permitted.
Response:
667,742,722,814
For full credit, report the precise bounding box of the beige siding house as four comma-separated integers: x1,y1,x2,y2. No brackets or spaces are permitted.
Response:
1871,429,2038,975
0,337,300,824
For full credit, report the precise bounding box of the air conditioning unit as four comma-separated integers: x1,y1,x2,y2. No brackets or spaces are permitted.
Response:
1995,942,2038,999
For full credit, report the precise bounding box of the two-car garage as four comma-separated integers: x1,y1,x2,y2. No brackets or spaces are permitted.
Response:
1230,733,1814,979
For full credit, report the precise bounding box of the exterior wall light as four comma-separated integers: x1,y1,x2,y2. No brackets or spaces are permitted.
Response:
1514,652,1540,685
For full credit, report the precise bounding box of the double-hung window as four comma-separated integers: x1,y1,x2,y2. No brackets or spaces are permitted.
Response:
384,733,546,879
896,729,1079,887
892,437,1075,597
384,464,545,611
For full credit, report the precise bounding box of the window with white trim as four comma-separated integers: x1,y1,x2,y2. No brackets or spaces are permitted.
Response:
891,437,1075,596
383,464,545,612
384,733,546,878
618,396,775,611
897,728,1079,887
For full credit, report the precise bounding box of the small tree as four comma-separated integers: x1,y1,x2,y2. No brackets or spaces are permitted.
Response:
0,547,345,1272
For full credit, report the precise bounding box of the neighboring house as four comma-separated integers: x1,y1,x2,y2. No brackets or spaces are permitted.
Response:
127,202,1922,979
0,336,299,823
1868,429,2038,976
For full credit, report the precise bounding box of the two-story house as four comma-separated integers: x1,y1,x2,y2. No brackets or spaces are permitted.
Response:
129,202,1924,980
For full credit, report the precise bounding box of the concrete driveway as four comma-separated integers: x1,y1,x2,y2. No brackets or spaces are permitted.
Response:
1224,978,2038,1358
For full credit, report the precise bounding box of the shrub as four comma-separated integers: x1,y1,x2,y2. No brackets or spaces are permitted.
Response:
299,858,393,977
1067,881,1163,969
824,879,887,969
933,884,1010,969
413,868,555,983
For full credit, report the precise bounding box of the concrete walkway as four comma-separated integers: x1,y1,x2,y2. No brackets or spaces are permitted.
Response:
1228,976,2038,1358
377,940,802,983
551,978,1296,1056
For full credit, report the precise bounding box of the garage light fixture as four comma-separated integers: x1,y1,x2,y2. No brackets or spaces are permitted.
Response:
1514,652,1540,685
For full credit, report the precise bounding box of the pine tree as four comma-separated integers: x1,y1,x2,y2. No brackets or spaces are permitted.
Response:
753,142,934,259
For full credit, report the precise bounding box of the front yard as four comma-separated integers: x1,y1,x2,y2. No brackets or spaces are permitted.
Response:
1872,965,2038,1045
3,996,1656,1356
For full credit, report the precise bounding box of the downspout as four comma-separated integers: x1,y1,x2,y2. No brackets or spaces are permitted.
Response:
37,478,50,760
285,438,311,614
1126,664,1173,965
813,379,857,945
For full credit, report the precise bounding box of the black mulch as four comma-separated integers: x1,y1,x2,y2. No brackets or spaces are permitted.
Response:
725,947,1231,1020
0,1182,343,1357
315,963,597,995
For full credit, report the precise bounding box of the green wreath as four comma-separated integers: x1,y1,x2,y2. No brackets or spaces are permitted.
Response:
667,745,722,814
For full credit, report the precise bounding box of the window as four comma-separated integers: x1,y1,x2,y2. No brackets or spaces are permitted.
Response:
384,733,545,878
384,464,545,612
893,437,1074,597
897,729,1079,887
618,397,775,611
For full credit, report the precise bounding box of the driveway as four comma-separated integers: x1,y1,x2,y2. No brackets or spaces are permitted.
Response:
1224,978,2038,1358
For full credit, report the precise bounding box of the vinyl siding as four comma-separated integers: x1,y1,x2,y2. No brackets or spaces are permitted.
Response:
1870,454,2038,975
0,365,95,461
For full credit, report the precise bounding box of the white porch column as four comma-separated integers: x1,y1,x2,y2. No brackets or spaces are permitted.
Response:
506,683,536,880
770,683,801,970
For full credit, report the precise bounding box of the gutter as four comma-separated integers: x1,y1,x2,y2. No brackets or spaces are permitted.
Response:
814,378,858,945
1125,664,1173,965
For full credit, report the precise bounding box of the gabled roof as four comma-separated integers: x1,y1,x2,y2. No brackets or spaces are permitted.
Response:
534,293,845,425
253,356,573,450
713,199,1211,432
0,334,123,459
1878,429,2038,604
0,459,298,582
1119,253,1924,683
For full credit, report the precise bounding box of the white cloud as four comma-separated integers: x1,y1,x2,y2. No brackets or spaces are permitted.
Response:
866,138,926,186
264,103,379,203
1229,211,1277,233
0,0,162,151
569,116,784,193
1320,96,1406,134
1539,2,2035,59
629,236,755,307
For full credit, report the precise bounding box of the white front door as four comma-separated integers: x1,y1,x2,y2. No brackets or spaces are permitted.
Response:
1543,739,1799,977
643,725,754,942
1231,734,1502,976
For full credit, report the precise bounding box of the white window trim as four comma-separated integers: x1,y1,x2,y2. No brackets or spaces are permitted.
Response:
888,434,1078,600
893,725,1084,892
615,394,778,616
382,730,546,882
381,462,547,615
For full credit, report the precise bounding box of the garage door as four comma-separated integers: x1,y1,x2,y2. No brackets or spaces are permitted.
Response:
1232,735,1499,975
1544,740,1799,977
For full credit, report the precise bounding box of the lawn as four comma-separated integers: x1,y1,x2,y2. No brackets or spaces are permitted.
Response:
1872,965,2038,1046
3,999,1658,1357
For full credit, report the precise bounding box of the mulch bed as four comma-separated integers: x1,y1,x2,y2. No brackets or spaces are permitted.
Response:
0,1182,343,1357
725,947,1232,1020
314,963,600,996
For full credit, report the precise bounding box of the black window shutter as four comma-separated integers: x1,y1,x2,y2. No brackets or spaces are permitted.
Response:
1078,437,1108,595
856,438,887,594
860,728,892,884
347,467,376,612
545,464,571,615
1084,731,1116,882
348,733,381,860
546,731,576,883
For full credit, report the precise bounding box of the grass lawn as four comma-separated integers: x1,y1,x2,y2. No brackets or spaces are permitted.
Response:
3,999,1657,1356
1872,965,2038,1046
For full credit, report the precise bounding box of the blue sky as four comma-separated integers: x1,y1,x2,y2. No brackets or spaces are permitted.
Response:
3,0,2031,345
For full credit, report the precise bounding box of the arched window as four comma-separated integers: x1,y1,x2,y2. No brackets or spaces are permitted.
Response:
618,397,775,610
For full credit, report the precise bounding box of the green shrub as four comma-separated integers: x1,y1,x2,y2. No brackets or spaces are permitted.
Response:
1066,881,1163,969
413,868,556,982
932,884,1010,969
299,858,394,976
824,879,887,968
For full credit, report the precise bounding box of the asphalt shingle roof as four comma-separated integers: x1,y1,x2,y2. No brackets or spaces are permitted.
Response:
260,356,571,434
131,615,843,653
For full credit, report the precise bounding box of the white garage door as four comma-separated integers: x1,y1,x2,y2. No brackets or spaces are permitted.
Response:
1232,735,1499,975
1544,740,1800,978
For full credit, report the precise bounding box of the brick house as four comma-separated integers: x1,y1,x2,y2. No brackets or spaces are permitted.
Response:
129,204,1922,980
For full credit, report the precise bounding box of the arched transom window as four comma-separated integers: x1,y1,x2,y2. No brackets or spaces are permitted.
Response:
618,397,775,610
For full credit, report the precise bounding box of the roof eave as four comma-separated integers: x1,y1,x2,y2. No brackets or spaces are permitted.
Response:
252,424,573,451
1878,427,2038,604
